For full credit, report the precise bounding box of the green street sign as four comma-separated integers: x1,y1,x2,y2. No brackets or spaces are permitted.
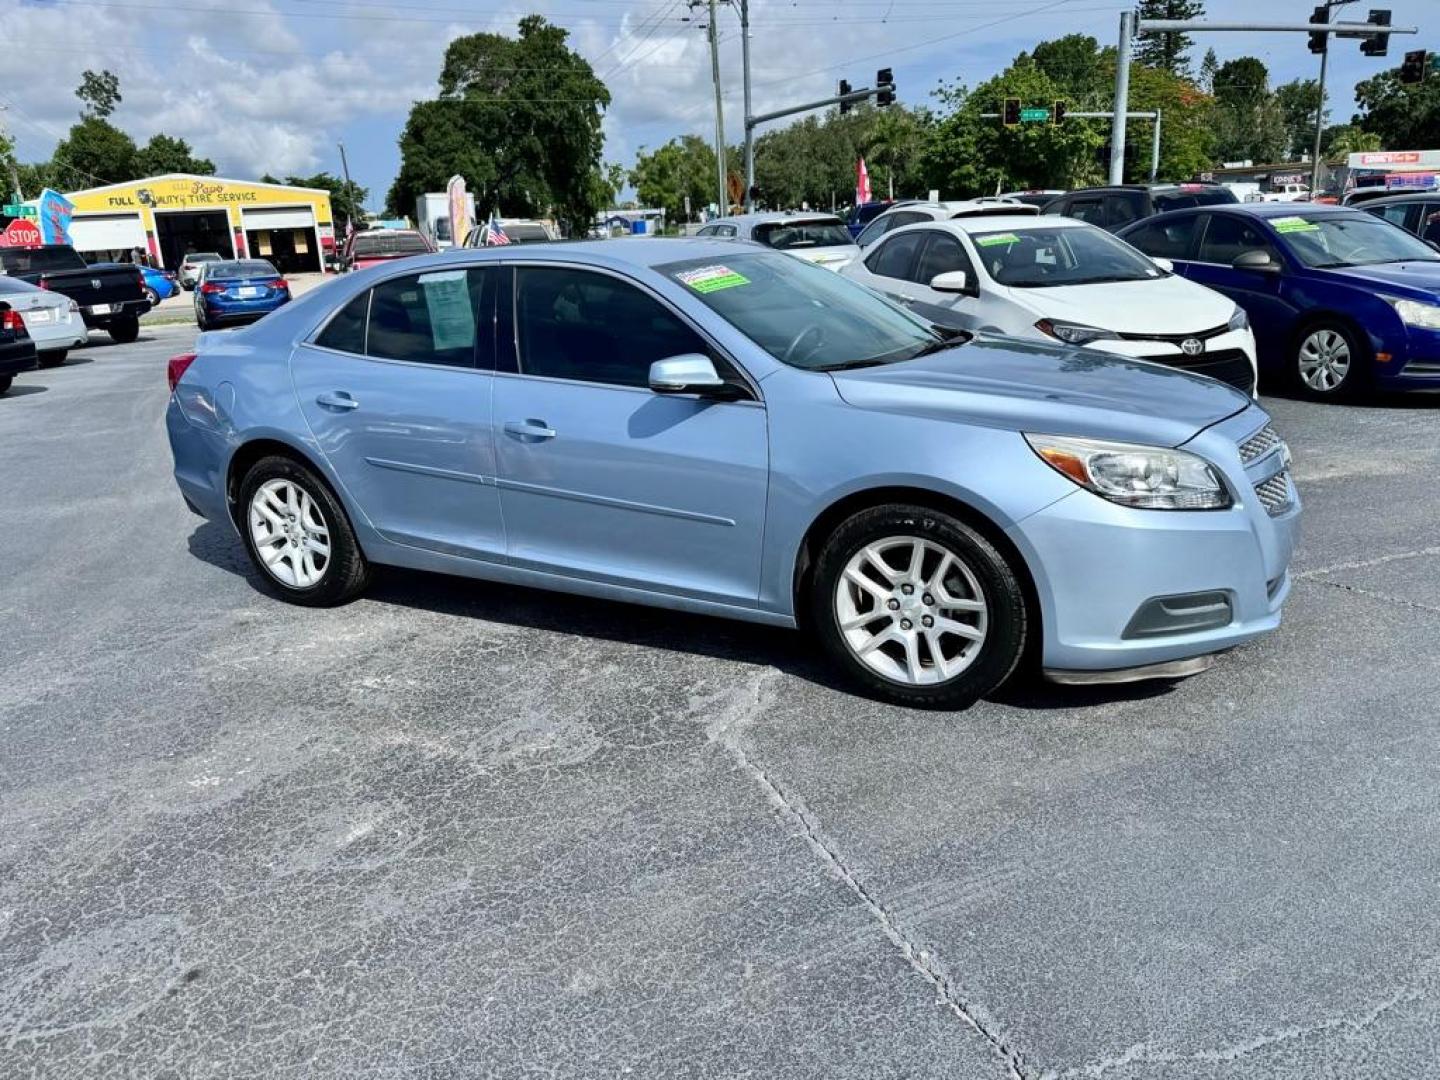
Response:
2,204,36,218
1020,107,1050,123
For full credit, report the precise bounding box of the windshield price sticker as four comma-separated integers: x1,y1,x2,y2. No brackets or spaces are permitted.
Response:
975,233,1021,248
678,265,750,293
1272,217,1320,234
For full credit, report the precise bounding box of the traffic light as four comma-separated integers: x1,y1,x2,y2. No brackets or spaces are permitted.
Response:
876,68,894,107
1052,100,1067,125
839,79,852,114
1308,5,1328,54
1400,49,1428,83
1360,8,1391,57
1003,98,1021,127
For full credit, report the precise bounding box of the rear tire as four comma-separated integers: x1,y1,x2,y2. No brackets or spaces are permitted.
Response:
238,455,370,607
0,375,12,395
37,350,67,369
143,287,159,307
809,503,1028,709
108,315,140,344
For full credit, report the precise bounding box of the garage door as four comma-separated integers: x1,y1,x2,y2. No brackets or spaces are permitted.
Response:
69,213,146,253
242,207,315,230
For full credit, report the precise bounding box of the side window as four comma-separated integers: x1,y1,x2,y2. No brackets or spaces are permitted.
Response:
314,289,369,354
366,268,491,368
696,225,715,237
914,232,975,287
1420,204,1440,243
888,211,930,229
865,232,926,280
856,215,896,247
1123,217,1198,259
1196,215,1281,265
1104,195,1142,229
516,267,709,388
1066,198,1105,225
1372,204,1416,230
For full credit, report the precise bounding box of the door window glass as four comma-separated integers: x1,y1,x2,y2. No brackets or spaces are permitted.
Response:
865,232,925,279
1104,195,1142,228
1420,204,1440,243
913,232,975,287
1066,198,1106,225
1373,203,1415,229
366,268,490,368
516,267,709,387
315,290,369,354
1123,217,1198,259
1196,215,1282,265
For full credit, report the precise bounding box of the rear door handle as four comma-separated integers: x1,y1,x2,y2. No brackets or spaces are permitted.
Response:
504,419,557,440
316,392,358,411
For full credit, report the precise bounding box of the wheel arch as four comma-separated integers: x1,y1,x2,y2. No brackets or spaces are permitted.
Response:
790,485,1043,652
225,437,331,530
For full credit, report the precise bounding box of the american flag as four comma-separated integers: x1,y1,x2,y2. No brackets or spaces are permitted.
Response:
482,216,511,246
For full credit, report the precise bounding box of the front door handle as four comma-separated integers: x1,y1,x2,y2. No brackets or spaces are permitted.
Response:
316,391,359,411
504,419,557,440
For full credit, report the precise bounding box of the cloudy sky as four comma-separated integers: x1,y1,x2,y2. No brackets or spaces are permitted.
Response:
1,0,1432,207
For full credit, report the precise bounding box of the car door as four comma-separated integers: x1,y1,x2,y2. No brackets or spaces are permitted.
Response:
290,266,507,560
1368,202,1420,235
1418,202,1440,244
850,231,928,305
901,230,986,332
1120,214,1202,271
1185,213,1298,366
491,264,769,604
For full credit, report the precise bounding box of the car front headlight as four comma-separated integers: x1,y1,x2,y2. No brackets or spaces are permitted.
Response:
1035,319,1119,345
1025,434,1232,510
1227,304,1249,331
1388,296,1440,330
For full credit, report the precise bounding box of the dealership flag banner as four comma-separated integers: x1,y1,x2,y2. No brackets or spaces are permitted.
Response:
856,157,872,206
447,175,470,248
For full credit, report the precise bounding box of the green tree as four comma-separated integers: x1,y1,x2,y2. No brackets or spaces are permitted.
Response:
51,116,137,188
387,16,611,232
630,136,716,222
1352,63,1440,150
1323,124,1383,157
275,172,368,227
1211,57,1286,163
76,69,122,120
1274,79,1324,160
1134,0,1205,76
1198,48,1219,94
1128,63,1215,180
134,133,215,176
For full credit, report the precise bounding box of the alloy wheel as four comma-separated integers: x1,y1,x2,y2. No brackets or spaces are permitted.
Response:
248,478,331,588
1297,328,1351,393
834,535,988,686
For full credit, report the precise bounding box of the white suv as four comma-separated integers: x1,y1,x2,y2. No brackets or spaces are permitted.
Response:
854,198,1039,249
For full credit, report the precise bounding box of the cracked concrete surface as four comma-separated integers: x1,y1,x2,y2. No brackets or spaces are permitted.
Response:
2,331,1439,1078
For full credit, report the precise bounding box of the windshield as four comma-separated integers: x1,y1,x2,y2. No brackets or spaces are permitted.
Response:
210,260,278,279
1154,188,1237,211
658,252,945,371
434,218,452,242
752,220,854,251
0,247,86,274
352,232,430,257
970,225,1165,287
1273,213,1440,268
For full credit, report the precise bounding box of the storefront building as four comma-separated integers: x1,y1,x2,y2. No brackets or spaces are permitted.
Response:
63,174,335,273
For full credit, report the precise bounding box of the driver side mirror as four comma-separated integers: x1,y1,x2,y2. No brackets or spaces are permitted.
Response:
929,270,970,293
1232,250,1280,274
649,353,727,395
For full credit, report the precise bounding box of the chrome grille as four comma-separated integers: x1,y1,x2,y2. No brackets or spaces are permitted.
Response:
1239,424,1282,464
1255,471,1293,516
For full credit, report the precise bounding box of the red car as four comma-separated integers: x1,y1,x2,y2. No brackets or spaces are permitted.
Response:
341,229,434,272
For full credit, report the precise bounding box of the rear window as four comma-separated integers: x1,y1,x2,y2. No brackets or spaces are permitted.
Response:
1154,188,1237,212
185,253,222,263
752,220,854,250
506,223,552,242
209,260,278,279
0,246,86,274
352,232,431,257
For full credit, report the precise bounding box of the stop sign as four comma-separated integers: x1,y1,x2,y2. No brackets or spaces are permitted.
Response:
0,218,42,247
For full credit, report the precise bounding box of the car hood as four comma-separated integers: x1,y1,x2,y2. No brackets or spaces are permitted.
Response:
1320,261,1440,298
1002,273,1233,332
829,335,1250,446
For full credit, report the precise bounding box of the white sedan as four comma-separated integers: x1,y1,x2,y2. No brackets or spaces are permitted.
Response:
0,275,87,368
840,215,1259,394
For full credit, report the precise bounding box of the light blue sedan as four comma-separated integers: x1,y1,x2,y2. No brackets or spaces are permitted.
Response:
165,240,1299,708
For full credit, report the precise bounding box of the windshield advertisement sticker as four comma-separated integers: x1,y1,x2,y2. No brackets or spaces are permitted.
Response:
975,233,1021,247
1272,217,1320,234
678,265,750,293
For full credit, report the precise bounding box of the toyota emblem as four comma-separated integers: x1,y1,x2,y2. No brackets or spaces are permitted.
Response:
1181,337,1203,356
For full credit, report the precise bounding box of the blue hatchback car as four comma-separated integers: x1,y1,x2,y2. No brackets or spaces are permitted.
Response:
194,258,290,330
165,241,1298,707
1118,203,1440,398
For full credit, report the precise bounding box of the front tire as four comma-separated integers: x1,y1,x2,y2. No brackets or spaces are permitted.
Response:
238,455,370,606
108,315,140,344
1293,321,1366,400
37,350,67,369
809,504,1027,709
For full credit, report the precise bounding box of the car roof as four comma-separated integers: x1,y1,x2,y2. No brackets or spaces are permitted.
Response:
1355,191,1439,206
338,237,771,272
720,212,846,228
893,214,1087,237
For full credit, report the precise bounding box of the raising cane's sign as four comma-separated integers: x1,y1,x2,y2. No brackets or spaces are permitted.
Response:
0,219,42,247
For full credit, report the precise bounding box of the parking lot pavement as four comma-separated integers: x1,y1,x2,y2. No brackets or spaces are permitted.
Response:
3,330,1439,1078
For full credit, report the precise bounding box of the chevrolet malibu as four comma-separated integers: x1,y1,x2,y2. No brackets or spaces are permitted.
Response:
166,241,1299,708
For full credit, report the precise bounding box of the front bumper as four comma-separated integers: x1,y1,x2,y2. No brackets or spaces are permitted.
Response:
1379,323,1440,387
1009,405,1298,673
1090,328,1258,395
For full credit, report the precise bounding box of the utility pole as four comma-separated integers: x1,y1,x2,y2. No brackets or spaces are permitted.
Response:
1110,10,1134,185
1310,1,1355,195
704,0,727,216
336,140,355,234
740,0,754,211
